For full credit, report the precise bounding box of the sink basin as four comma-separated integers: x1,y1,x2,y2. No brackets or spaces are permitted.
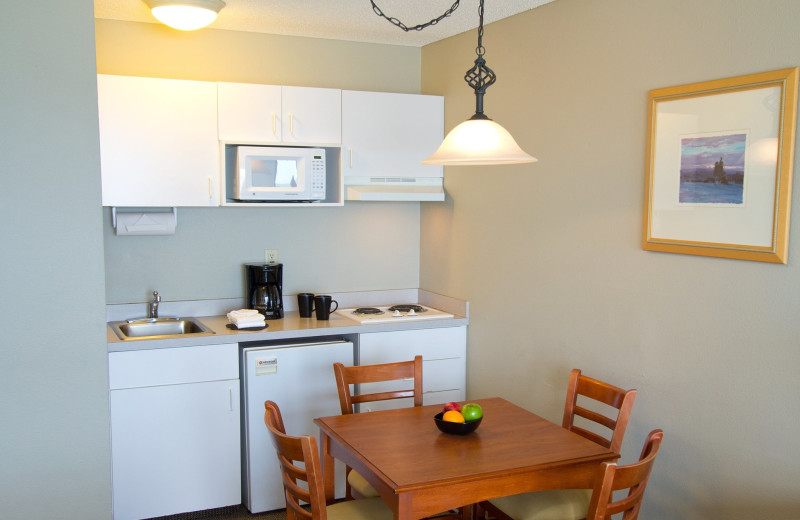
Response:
111,318,214,340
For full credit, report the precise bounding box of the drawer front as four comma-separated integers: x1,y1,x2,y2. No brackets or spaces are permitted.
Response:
109,343,239,390
359,327,466,361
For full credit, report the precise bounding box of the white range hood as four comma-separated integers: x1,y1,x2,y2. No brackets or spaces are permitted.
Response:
344,176,444,202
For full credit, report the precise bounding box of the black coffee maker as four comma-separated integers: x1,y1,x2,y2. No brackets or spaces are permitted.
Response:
245,263,283,319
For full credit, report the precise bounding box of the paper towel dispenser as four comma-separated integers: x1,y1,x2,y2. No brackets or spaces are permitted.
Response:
111,207,177,236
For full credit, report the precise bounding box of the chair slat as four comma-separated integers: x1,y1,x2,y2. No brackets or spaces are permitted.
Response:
352,389,415,403
573,405,617,430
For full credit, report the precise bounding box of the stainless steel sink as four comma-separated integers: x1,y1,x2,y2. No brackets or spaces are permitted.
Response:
111,318,214,340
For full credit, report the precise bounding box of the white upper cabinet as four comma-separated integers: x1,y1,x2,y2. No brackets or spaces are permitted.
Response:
218,83,341,145
342,90,444,179
282,86,342,144
97,75,220,207
217,83,282,143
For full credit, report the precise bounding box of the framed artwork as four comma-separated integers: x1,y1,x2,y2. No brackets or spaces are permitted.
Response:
643,68,798,263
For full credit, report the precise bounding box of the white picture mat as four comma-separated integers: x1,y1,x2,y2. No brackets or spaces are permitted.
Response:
650,86,781,247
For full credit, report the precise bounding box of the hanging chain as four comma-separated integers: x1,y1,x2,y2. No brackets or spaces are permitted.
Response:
475,0,485,57
370,0,460,32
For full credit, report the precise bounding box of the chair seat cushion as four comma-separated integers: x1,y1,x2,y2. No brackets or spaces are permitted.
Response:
327,497,393,520
489,489,592,520
348,469,379,498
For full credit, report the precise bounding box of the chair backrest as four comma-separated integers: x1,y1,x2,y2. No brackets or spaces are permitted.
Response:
263,400,326,520
586,429,664,520
333,355,423,414
562,368,637,453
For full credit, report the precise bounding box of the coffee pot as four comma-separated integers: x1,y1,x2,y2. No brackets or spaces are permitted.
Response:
245,263,283,319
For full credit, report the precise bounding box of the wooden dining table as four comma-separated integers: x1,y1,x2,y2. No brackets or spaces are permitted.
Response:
314,397,618,520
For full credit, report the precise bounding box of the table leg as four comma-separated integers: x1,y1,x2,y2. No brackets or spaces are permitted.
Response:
396,493,413,520
319,432,335,505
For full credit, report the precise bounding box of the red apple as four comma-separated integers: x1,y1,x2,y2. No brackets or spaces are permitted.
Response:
443,402,461,413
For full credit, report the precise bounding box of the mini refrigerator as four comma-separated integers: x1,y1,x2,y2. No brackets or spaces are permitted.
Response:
240,339,353,513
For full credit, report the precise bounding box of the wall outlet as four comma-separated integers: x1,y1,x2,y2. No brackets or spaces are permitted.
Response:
265,249,279,264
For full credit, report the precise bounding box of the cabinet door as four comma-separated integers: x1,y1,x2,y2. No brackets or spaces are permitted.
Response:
281,86,342,145
218,82,282,143
110,379,241,520
358,326,466,411
342,90,443,179
97,75,220,207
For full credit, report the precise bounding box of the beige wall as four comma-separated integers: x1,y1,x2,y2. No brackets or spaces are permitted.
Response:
96,20,426,304
421,0,800,518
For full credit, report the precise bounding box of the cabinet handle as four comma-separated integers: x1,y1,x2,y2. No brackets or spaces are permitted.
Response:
289,112,294,136
349,147,353,168
229,388,233,411
208,176,212,199
271,112,276,136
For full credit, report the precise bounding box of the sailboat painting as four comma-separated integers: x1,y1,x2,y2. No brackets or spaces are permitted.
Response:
679,132,747,205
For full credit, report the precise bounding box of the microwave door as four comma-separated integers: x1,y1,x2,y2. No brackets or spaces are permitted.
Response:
251,158,277,189
242,157,302,199
275,160,301,190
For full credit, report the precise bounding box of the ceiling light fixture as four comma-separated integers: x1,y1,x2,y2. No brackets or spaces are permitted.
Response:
421,0,537,165
144,0,226,31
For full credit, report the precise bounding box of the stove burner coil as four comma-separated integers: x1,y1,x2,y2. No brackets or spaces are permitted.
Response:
388,304,427,313
353,307,384,315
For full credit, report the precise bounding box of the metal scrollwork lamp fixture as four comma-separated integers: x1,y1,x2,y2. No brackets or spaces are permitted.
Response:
373,0,537,165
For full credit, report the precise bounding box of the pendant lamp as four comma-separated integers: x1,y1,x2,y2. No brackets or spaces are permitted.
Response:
144,0,226,31
422,0,537,165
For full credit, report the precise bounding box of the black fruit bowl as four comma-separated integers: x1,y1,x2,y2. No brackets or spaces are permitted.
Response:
434,412,482,435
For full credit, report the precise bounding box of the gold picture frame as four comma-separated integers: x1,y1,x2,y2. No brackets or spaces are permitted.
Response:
643,68,798,263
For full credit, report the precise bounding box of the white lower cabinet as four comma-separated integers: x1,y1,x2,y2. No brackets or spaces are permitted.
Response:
108,344,240,520
358,326,467,412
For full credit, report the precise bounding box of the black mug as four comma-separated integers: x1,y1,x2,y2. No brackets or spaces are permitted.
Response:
314,295,338,320
297,293,314,318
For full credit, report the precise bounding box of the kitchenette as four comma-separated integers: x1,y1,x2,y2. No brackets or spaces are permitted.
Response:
97,55,461,519
105,285,468,520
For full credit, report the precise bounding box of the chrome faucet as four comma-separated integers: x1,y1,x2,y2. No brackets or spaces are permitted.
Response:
149,291,161,319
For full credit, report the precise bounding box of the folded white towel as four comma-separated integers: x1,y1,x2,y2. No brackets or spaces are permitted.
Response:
229,315,266,328
227,309,259,322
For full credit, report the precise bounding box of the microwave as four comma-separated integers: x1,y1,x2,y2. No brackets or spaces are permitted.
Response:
234,146,326,202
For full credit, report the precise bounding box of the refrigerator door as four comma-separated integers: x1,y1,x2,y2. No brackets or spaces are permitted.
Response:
242,340,353,513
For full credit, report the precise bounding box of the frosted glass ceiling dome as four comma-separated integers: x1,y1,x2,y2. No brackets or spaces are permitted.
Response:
144,0,225,31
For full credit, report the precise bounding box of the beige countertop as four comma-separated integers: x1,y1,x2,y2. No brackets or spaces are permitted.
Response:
107,295,468,353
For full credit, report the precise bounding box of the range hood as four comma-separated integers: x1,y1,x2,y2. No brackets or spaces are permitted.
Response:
344,176,444,202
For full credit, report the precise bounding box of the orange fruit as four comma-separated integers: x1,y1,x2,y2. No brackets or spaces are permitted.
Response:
442,410,465,423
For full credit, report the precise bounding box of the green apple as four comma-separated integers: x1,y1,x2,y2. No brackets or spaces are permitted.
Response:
461,403,483,422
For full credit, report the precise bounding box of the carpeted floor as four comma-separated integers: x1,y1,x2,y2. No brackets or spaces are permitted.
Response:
147,504,288,520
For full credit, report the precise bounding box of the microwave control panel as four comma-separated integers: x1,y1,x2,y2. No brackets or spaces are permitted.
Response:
310,155,326,199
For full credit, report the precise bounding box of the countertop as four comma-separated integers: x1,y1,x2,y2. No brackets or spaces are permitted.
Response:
107,290,469,352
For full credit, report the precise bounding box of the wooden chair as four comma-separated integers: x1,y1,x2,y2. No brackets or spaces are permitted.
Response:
332,356,423,499
333,357,464,519
586,429,663,520
262,400,393,520
475,368,637,520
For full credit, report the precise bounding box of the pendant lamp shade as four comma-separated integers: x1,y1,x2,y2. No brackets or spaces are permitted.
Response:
422,116,537,165
421,0,536,166
144,0,225,31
